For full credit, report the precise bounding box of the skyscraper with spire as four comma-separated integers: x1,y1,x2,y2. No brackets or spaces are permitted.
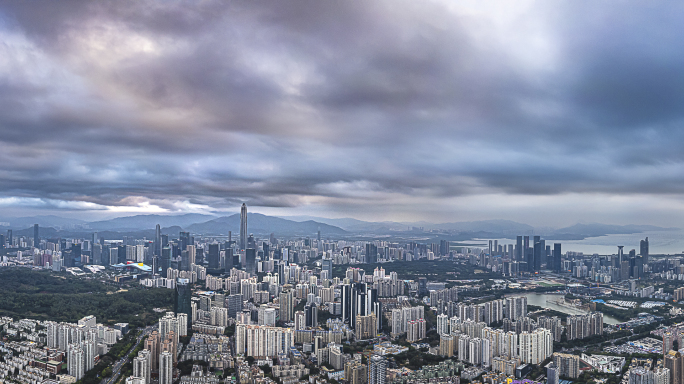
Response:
240,203,247,250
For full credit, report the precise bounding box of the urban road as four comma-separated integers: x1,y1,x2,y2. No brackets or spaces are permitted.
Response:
101,324,157,384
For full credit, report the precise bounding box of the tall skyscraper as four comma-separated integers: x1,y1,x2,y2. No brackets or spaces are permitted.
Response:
366,243,378,264
553,243,562,272
321,258,333,280
245,248,256,276
516,236,523,261
154,224,161,257
240,203,247,250
533,237,541,272
618,246,625,266
33,224,39,248
93,244,102,266
305,304,318,328
161,247,171,277
174,279,192,323
208,243,220,269
179,231,191,251
341,284,352,323
640,237,649,264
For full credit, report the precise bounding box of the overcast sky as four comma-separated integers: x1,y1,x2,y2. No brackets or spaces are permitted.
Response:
1,1,684,227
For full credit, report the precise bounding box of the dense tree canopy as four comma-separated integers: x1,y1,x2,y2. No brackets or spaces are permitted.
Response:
0,268,173,326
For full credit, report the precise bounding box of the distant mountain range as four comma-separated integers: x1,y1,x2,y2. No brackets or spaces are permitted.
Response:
0,215,88,229
88,213,215,231
0,213,678,240
281,216,536,233
186,213,346,236
0,213,346,238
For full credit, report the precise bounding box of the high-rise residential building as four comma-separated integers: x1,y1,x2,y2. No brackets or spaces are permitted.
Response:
240,203,247,250
440,334,455,357
174,279,192,322
227,294,244,318
210,307,229,327
279,290,294,322
84,337,96,371
68,344,85,380
675,288,684,302
505,297,527,321
256,306,276,327
235,324,294,357
437,314,449,335
145,331,160,371
547,364,560,384
406,318,425,342
630,367,671,384
664,332,675,354
655,368,672,384
566,312,603,340
369,355,387,384
356,313,378,340
665,350,683,384
159,312,179,340
553,353,580,378
294,311,306,330
537,316,563,342
519,328,553,365
502,331,518,358
161,331,178,364
134,350,151,384
345,360,367,384
483,299,503,325
159,352,173,384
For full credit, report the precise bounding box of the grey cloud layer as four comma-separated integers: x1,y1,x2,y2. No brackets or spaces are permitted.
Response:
1,1,684,220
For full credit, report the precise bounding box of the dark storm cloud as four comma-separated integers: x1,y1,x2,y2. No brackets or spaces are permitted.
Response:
1,0,684,221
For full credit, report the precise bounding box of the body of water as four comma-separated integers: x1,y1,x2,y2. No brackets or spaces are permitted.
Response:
509,292,621,325
471,229,684,255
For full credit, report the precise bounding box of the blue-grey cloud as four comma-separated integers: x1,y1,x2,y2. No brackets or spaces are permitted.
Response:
1,0,684,225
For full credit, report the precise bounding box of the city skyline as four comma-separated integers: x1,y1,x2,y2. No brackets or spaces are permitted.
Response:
2,2,684,227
